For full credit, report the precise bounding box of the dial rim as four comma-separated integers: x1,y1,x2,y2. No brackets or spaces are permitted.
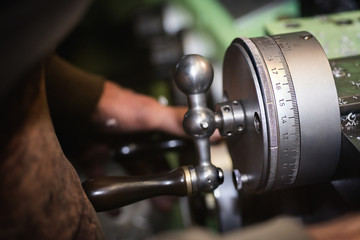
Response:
224,32,341,192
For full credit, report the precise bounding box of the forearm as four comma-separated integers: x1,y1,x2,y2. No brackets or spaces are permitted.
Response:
45,55,187,138
45,55,105,127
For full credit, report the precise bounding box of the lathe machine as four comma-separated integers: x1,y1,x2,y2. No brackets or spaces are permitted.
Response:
83,30,360,231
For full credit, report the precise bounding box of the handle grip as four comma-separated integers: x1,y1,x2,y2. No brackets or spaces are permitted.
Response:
82,167,192,212
82,55,226,211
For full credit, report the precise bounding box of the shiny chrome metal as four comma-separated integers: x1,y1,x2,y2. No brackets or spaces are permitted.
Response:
232,169,243,190
174,33,341,194
215,100,246,137
223,31,341,193
174,54,224,193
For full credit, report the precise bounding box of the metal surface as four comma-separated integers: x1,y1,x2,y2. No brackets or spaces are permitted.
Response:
266,11,360,59
331,55,360,114
341,113,360,151
174,54,224,193
211,143,242,232
331,55,360,151
215,100,246,137
83,167,192,211
223,31,341,193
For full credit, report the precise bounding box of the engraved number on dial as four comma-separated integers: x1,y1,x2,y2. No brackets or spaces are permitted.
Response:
254,36,301,188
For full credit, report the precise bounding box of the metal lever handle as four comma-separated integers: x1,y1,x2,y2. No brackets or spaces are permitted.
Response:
82,55,227,211
174,54,224,192
82,167,193,212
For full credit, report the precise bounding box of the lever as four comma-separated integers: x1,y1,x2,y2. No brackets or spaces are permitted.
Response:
173,54,224,192
82,167,193,211
83,54,241,211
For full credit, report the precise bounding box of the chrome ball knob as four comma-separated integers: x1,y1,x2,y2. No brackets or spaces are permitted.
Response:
174,54,214,95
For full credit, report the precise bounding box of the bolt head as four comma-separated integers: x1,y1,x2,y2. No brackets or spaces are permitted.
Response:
233,169,243,190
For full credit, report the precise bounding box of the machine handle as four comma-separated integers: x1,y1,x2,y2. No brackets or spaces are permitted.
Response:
173,54,224,192
82,167,193,212
82,55,227,211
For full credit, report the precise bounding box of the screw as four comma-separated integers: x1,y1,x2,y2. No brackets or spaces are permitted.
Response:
223,106,231,112
200,121,209,129
232,169,248,190
237,124,245,133
300,34,313,40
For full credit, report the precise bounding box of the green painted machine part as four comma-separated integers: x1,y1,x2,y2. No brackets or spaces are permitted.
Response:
266,11,360,59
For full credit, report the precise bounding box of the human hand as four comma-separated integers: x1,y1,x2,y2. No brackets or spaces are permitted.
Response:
91,81,186,136
92,80,222,142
